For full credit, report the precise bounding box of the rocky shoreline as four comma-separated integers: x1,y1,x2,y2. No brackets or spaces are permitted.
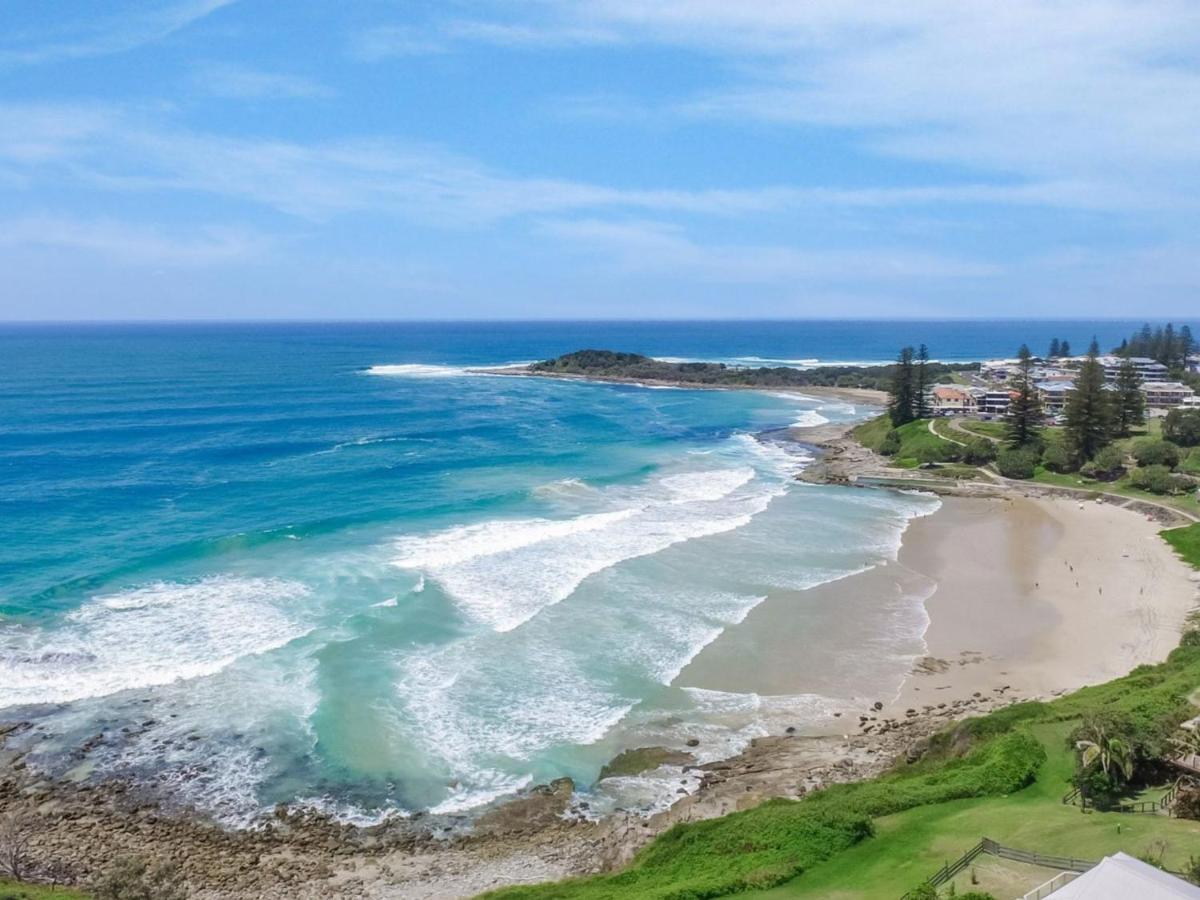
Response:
0,681,1030,898
0,417,1134,899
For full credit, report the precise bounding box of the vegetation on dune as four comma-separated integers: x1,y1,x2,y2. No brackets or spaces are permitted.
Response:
530,350,976,393
1163,522,1200,568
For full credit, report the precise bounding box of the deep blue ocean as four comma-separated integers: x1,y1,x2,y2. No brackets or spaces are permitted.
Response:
0,320,1141,823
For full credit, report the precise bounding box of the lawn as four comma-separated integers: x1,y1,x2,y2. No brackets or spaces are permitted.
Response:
742,722,1200,899
851,416,960,468
956,420,1007,440
1163,522,1200,568
0,880,87,900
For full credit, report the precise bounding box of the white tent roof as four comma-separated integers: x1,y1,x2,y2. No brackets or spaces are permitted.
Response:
1050,852,1200,898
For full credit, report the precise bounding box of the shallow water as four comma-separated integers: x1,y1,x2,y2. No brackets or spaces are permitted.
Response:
0,321,1117,823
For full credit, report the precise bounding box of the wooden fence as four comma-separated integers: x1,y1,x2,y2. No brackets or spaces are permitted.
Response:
899,837,1096,899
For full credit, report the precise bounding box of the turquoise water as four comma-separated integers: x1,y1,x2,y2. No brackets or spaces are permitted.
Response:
0,321,1137,823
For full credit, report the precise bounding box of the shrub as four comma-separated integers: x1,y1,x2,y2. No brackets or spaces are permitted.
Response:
1041,443,1073,473
1089,445,1126,480
915,445,950,467
1133,439,1182,470
1130,464,1193,495
879,429,902,456
1164,408,1200,447
962,438,997,465
995,447,1039,479
1175,789,1200,821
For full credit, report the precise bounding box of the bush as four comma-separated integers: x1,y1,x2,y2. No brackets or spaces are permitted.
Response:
1130,464,1193,495
1133,439,1182,470
1164,409,1200,447
915,444,951,467
1091,445,1126,479
995,447,1039,479
1041,443,1073,473
962,438,997,465
879,429,902,456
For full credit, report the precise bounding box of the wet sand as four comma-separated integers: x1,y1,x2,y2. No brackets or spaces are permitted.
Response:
681,492,1199,726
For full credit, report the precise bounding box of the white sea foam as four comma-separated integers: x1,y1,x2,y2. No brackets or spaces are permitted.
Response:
790,410,830,428
0,576,312,707
372,596,399,608
366,364,469,378
391,459,782,633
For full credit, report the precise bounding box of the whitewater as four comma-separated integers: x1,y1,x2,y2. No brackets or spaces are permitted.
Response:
0,322,969,825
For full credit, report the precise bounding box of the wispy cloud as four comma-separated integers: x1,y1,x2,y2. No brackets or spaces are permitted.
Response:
0,102,1155,228
191,62,334,100
349,26,448,61
388,2,1200,198
0,214,270,266
540,218,999,284
0,0,238,66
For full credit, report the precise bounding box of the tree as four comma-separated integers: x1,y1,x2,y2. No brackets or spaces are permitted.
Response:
962,437,997,465
914,344,930,419
879,429,902,456
1059,339,1072,358
1063,342,1112,463
1081,445,1126,481
1004,344,1042,449
888,346,916,426
995,447,1039,479
1164,408,1200,446
1132,439,1181,469
0,812,33,882
1112,358,1145,436
1048,337,1061,358
1181,325,1196,365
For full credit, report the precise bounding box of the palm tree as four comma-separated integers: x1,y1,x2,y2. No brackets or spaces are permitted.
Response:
1076,723,1135,783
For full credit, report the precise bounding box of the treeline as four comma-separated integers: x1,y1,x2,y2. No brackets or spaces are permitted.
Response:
1113,322,1196,370
531,349,977,391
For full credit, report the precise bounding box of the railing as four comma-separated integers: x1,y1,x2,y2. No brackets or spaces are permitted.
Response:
1021,871,1080,900
1061,786,1080,805
899,838,1097,899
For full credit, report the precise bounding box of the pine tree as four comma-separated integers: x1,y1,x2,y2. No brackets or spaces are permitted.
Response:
1048,337,1061,358
914,344,930,419
1060,339,1072,358
1064,341,1113,463
1181,325,1196,366
1163,323,1176,368
1005,345,1042,449
888,346,916,427
1113,358,1145,436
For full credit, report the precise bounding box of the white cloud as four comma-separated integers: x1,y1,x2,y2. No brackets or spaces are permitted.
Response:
539,218,999,284
0,215,270,266
349,26,448,61
191,63,333,100
0,0,238,66
0,102,1155,229
403,2,1200,196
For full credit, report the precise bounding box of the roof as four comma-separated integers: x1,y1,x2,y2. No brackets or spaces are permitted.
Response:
1140,382,1194,392
1035,381,1074,393
1048,852,1200,899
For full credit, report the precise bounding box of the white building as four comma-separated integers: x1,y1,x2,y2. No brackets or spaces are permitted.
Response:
1096,355,1170,383
928,385,978,416
1140,381,1196,409
1028,851,1200,899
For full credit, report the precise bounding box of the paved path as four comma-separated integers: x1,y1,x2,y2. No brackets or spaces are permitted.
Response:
928,418,967,446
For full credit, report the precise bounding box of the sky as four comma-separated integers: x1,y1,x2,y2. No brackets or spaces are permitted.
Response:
1,1,1199,320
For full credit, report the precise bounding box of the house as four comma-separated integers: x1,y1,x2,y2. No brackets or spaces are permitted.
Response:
1140,381,1196,410
1028,850,1200,898
1036,380,1074,414
979,389,1017,416
928,385,977,416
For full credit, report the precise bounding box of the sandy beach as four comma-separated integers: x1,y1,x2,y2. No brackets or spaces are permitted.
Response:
4,425,1199,899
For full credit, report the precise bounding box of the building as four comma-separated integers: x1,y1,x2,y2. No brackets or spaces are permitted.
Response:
1036,380,1074,414
927,385,977,416
1029,850,1200,898
979,389,1017,416
1097,355,1170,383
1140,381,1196,410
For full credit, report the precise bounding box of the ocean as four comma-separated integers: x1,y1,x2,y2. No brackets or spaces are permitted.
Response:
0,320,1141,824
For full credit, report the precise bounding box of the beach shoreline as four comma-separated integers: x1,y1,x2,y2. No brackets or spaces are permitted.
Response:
3,417,1198,899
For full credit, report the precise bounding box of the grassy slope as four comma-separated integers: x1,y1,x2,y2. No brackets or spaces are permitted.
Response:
0,881,87,900
852,416,958,469
1163,522,1200,567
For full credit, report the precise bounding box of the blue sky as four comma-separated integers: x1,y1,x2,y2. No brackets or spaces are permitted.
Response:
1,1,1198,319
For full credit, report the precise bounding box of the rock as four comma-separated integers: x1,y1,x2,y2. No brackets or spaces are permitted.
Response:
872,701,883,711
685,738,700,748
597,747,695,781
